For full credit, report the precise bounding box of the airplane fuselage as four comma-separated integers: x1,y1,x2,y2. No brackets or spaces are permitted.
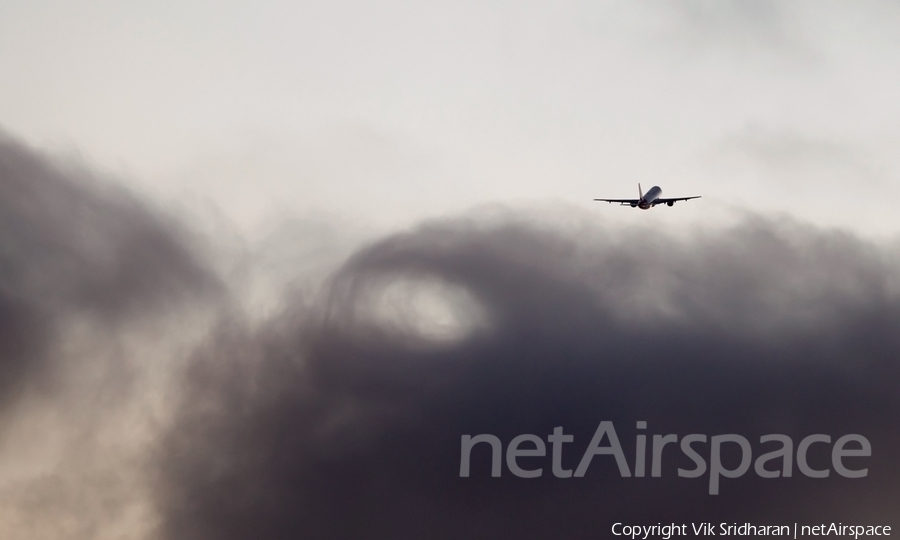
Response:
638,186,662,209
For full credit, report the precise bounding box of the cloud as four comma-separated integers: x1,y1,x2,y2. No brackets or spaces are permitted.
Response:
669,0,795,50
0,131,216,404
156,211,900,539
1,129,896,538
704,125,894,234
578,1,817,64
717,125,881,187
0,132,219,539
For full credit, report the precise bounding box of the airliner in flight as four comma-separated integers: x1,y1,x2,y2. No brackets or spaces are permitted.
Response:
594,184,700,209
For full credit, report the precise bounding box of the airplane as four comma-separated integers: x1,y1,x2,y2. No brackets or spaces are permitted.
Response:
594,184,701,209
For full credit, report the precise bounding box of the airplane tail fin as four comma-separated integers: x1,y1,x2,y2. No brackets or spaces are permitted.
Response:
638,183,643,200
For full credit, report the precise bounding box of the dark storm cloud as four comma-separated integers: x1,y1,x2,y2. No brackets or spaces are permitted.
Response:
0,132,216,408
158,213,900,539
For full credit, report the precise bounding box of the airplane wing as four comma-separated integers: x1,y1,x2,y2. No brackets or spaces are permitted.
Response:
593,198,639,205
652,196,701,205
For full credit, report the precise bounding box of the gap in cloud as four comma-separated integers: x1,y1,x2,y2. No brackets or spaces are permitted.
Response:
340,272,491,346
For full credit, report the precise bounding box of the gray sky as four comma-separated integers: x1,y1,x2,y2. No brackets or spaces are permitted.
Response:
2,3,900,538
3,1,900,236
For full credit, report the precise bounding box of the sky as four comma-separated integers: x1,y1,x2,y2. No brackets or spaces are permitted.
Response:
3,1,900,236
1,2,900,539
